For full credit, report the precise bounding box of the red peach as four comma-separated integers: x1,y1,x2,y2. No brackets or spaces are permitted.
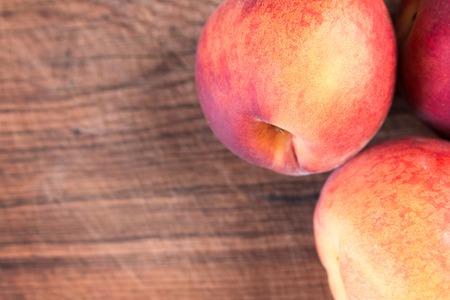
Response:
396,0,450,138
195,0,397,175
314,137,450,299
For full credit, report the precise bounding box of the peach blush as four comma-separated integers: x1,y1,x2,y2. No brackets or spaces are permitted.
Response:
314,137,450,299
195,0,397,175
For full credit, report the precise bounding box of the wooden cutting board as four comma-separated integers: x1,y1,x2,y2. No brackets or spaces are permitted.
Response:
0,0,436,299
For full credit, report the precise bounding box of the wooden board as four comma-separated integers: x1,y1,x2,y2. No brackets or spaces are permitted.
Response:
0,0,436,299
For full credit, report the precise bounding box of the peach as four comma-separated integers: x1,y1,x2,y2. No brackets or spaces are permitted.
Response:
396,0,450,138
314,137,450,299
195,0,397,175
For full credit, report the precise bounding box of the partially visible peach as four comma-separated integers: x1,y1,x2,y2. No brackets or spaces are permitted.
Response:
314,137,450,299
195,0,397,175
396,0,450,138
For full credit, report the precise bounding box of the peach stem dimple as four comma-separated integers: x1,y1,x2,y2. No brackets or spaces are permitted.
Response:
274,126,286,134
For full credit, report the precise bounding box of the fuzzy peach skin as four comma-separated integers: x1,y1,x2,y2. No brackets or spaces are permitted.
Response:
396,0,450,138
314,137,450,299
195,0,396,175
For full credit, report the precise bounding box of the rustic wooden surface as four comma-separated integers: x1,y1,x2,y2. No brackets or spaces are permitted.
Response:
0,0,436,299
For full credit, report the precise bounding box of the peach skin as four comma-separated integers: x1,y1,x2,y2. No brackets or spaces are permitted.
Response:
396,0,450,138
314,137,450,299
195,0,397,175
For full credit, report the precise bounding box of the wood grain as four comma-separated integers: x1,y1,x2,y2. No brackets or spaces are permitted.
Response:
0,0,436,299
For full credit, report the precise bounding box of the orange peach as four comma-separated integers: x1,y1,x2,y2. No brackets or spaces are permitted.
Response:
396,0,450,138
195,0,397,175
314,137,450,299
